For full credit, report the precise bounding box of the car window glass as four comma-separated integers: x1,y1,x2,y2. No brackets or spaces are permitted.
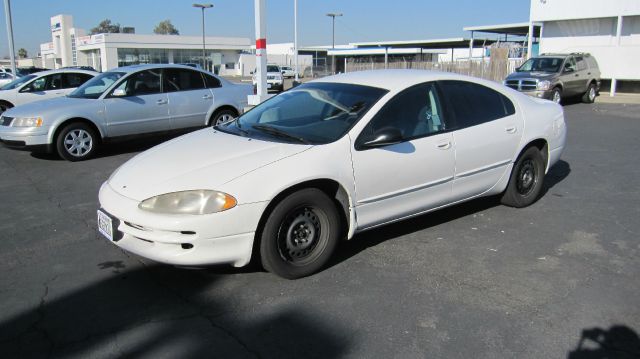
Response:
113,70,162,96
564,57,577,71
360,82,445,141
203,73,221,88
439,80,514,129
62,73,93,89
164,69,206,92
45,74,63,90
28,76,47,91
575,56,587,71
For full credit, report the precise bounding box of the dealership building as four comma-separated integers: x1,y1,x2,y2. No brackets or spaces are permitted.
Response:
39,15,251,75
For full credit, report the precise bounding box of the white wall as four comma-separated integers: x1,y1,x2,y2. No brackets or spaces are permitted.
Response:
531,0,640,22
540,16,640,80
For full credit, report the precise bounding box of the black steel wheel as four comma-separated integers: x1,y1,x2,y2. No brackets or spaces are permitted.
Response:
260,188,340,279
501,146,546,208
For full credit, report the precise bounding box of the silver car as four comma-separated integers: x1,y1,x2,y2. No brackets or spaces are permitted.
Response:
0,64,252,161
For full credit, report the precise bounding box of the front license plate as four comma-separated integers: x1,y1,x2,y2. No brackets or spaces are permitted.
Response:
97,209,114,241
267,83,272,89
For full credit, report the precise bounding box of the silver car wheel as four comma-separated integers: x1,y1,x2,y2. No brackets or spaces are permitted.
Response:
552,89,562,104
589,87,596,101
216,113,235,126
64,129,93,157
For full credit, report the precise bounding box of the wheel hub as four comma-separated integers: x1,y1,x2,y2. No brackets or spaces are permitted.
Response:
280,208,321,261
517,159,536,196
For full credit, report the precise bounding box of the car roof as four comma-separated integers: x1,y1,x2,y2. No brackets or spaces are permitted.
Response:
30,68,98,77
312,69,493,92
110,63,207,74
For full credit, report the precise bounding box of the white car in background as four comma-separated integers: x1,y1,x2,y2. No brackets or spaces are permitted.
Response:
0,68,97,115
0,64,251,161
97,70,566,279
280,66,299,78
252,64,284,92
0,72,15,87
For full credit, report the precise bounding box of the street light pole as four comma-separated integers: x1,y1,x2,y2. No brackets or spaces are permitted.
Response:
294,0,299,82
3,0,17,76
326,12,342,74
326,12,342,49
193,3,213,71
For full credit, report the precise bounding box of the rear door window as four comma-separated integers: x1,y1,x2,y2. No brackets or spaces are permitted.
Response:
203,73,221,88
438,80,515,129
62,73,94,89
163,68,206,92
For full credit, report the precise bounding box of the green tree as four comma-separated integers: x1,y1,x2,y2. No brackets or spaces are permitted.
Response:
17,48,27,58
153,20,179,35
90,19,121,35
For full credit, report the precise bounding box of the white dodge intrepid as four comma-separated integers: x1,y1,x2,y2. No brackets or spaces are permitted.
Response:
98,70,566,279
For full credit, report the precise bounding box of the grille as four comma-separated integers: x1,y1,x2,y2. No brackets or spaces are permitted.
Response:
1,116,13,126
506,79,538,91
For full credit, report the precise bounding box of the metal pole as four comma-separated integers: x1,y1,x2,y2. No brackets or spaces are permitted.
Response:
294,0,299,82
201,8,206,70
3,0,17,76
255,0,267,97
527,21,534,60
326,13,342,75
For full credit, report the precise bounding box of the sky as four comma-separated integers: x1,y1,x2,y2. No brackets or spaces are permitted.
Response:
0,0,531,59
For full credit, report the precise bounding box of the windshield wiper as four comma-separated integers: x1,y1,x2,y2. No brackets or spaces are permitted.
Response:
251,124,310,144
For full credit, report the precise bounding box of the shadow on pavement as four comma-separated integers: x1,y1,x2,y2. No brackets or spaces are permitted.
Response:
0,265,350,358
330,159,571,268
567,325,640,359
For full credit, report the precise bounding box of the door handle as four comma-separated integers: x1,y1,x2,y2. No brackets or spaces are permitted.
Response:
505,126,517,134
436,141,451,150
156,99,168,105
202,94,212,100
574,74,579,77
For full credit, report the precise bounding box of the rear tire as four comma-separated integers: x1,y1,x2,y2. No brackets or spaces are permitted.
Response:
260,188,340,279
501,146,546,208
582,83,597,103
210,109,238,127
55,122,98,161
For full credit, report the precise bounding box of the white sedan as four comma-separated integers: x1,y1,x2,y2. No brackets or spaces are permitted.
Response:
0,68,96,115
98,70,566,279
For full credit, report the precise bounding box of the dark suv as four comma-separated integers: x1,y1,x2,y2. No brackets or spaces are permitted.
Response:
504,53,601,104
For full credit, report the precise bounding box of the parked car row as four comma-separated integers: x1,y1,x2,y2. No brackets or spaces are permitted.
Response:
0,64,252,160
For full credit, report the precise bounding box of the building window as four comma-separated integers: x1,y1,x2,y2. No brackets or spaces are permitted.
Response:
71,34,77,66
117,48,169,67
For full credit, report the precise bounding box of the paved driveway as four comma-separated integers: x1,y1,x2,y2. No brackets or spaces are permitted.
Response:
0,102,639,358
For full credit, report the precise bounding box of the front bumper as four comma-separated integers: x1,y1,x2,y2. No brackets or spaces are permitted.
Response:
98,182,268,267
518,89,555,100
0,125,51,151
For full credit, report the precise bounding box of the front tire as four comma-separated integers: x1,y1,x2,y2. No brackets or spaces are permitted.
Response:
551,87,562,104
55,122,98,161
0,101,13,116
260,188,340,279
501,146,546,208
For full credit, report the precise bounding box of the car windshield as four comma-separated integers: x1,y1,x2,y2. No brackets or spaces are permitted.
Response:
517,57,564,73
0,74,36,90
267,65,280,72
68,71,126,99
218,82,388,145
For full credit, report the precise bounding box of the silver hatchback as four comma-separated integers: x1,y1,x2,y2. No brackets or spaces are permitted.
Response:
0,64,251,161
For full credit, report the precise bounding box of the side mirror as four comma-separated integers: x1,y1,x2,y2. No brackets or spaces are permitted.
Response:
358,127,403,150
111,88,127,97
563,66,574,73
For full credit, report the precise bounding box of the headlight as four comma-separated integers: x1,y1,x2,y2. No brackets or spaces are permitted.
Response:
12,116,43,127
537,80,551,91
138,190,237,215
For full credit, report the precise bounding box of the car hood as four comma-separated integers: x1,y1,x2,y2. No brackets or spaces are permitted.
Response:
108,128,312,201
2,96,96,117
506,71,557,81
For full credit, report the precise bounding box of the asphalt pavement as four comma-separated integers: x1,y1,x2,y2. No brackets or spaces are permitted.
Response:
0,101,639,358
